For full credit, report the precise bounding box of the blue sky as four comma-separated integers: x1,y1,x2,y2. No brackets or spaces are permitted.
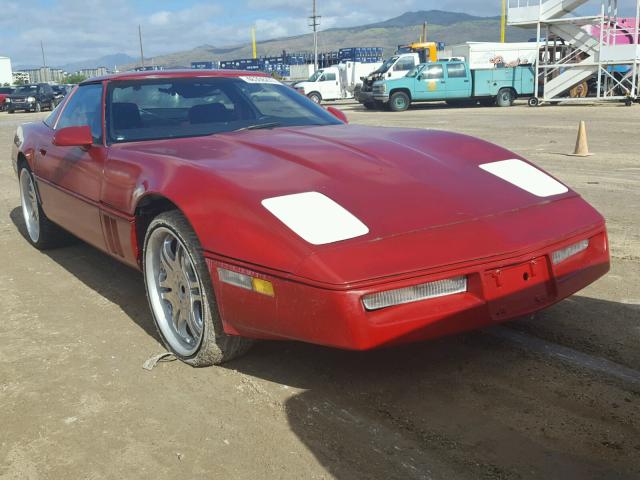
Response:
0,0,633,68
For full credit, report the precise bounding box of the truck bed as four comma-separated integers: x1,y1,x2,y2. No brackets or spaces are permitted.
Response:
471,66,535,97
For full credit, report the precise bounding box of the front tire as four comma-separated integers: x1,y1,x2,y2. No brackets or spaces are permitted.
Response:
34,102,42,113
307,92,322,104
389,91,410,112
18,166,70,249
143,211,253,366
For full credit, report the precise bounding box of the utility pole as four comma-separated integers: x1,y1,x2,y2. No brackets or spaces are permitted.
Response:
40,40,46,68
501,0,507,43
309,0,321,71
138,25,145,68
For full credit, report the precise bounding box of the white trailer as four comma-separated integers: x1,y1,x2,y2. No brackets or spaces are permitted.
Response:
0,57,13,85
450,42,538,70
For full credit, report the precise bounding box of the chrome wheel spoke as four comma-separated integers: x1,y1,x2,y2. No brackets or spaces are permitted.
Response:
145,227,205,356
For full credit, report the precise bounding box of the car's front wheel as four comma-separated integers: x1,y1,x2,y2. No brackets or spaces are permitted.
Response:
34,102,42,113
143,211,253,366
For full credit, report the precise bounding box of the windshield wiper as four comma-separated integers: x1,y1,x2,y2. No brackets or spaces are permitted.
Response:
235,122,282,132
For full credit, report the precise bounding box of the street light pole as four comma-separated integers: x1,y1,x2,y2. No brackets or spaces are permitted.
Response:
309,0,321,72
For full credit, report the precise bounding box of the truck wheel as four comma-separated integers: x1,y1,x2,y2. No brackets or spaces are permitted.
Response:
307,92,322,104
528,97,540,107
34,102,42,113
389,92,410,112
497,89,515,107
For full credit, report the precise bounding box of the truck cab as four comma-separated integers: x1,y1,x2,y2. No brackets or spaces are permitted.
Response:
357,53,420,107
295,67,341,104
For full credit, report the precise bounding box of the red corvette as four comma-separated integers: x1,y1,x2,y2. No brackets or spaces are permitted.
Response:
11,70,609,366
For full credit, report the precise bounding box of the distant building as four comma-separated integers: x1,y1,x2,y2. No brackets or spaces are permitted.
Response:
0,56,12,85
77,67,108,79
12,71,30,84
19,67,66,83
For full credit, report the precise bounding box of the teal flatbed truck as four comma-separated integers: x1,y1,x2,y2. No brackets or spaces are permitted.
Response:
371,60,535,111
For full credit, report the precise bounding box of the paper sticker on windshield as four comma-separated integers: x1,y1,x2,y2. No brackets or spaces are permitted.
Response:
239,76,281,85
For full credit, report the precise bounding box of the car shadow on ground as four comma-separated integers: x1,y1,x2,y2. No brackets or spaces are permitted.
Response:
10,206,640,479
10,206,158,341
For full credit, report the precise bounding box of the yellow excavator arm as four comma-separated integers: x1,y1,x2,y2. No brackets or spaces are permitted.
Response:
403,42,438,63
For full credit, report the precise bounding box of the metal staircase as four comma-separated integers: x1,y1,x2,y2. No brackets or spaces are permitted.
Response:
508,0,640,104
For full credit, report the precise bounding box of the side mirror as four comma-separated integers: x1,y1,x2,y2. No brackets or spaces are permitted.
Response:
417,74,423,81
52,126,93,147
326,106,348,124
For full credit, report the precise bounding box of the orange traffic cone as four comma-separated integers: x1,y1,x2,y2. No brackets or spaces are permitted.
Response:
568,121,592,157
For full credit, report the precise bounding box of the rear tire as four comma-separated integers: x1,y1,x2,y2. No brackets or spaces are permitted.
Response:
143,210,253,366
389,91,410,112
528,97,540,107
496,89,515,107
18,166,72,250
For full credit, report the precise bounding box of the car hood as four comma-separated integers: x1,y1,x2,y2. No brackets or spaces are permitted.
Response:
120,125,598,284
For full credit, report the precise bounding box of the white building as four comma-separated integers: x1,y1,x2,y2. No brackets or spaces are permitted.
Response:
0,57,12,85
12,71,30,84
77,67,108,79
20,67,66,83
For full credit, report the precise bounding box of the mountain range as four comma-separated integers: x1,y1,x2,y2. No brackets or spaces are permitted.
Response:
20,10,533,72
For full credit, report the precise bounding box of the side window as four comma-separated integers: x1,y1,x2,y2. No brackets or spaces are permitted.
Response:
56,83,103,144
394,58,415,71
424,65,444,79
447,64,467,79
323,73,336,82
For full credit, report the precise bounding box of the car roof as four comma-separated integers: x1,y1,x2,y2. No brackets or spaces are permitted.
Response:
80,69,271,84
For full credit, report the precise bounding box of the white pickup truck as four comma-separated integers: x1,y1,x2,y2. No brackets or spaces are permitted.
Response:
294,61,382,104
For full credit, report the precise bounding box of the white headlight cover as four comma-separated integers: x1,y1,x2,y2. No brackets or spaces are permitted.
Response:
363,276,467,311
262,192,369,245
479,159,568,197
27,96,36,102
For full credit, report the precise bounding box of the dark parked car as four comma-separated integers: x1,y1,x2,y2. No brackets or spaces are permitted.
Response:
51,84,70,106
0,87,14,111
7,83,56,113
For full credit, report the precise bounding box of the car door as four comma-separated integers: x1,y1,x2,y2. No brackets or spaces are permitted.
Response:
35,82,109,250
321,72,340,100
445,63,471,99
414,64,445,100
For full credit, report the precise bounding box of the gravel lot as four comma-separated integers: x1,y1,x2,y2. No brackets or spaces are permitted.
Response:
1,101,639,479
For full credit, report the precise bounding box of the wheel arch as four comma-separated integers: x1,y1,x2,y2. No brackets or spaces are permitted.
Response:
389,88,412,101
133,193,185,265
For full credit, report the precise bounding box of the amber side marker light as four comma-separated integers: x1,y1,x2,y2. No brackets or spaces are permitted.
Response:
362,276,467,311
551,239,590,265
217,268,275,297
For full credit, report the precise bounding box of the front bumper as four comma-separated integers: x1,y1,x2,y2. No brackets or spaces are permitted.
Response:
206,227,609,350
7,101,35,111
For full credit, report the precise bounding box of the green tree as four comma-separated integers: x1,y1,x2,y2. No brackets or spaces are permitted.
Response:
63,74,88,84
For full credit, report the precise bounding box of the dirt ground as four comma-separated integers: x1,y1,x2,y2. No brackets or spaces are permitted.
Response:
0,100,639,480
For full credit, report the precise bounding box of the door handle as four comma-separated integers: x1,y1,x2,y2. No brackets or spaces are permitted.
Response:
39,148,47,157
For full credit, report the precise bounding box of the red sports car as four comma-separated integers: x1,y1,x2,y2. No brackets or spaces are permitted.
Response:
11,70,609,366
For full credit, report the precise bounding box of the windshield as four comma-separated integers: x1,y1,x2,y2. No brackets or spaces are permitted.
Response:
308,71,323,82
107,76,341,143
14,85,38,95
373,56,399,74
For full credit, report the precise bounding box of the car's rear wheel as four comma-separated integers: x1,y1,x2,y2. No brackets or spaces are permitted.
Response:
496,88,515,107
18,166,70,249
143,211,253,366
